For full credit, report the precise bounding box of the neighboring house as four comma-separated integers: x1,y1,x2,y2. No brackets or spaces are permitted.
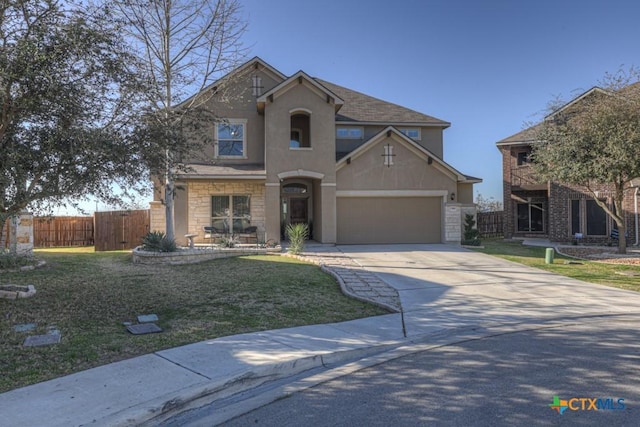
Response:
150,57,481,245
497,87,638,244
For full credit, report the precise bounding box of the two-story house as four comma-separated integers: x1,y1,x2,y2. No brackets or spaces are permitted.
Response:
150,57,480,245
498,87,638,244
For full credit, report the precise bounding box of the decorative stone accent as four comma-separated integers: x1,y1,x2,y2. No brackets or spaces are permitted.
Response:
23,329,61,347
13,323,37,332
137,314,159,323
127,323,163,335
0,284,36,299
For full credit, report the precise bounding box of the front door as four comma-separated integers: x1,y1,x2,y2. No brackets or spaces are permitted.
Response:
289,198,308,224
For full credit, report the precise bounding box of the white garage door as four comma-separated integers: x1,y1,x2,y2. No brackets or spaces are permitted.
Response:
337,197,442,244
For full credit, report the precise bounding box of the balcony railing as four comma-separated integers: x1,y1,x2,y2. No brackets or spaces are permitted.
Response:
511,166,543,188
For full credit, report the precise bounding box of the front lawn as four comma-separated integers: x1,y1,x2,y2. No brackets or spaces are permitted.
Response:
471,239,640,292
0,248,387,393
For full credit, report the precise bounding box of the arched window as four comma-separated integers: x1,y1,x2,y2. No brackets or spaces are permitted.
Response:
290,112,310,148
283,183,308,194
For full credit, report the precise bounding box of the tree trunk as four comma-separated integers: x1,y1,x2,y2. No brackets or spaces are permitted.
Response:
0,214,8,250
617,222,627,254
164,179,175,242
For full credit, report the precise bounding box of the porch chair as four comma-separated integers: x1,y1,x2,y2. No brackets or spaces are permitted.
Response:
203,225,225,245
237,226,258,244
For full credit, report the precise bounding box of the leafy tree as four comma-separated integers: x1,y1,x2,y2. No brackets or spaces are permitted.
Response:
532,70,640,254
114,0,247,241
0,0,149,252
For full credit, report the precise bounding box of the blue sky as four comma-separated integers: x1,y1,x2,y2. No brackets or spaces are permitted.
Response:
240,0,640,204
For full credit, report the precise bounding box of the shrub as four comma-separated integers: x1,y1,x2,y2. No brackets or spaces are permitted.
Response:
0,249,35,269
461,213,481,246
141,231,177,252
218,235,239,248
286,223,309,255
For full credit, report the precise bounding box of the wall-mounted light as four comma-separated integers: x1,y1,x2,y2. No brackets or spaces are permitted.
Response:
450,192,456,201
427,157,433,165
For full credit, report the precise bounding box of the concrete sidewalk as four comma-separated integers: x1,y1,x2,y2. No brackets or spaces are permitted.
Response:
3,244,640,426
0,315,409,427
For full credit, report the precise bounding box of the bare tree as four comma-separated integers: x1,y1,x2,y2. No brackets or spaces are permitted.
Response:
115,0,247,241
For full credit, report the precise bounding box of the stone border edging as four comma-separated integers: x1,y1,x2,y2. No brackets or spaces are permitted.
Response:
0,285,36,299
282,251,401,313
1,259,47,273
132,246,280,265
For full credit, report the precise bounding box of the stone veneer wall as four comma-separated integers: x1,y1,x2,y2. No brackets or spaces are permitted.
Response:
10,213,34,255
188,181,266,244
149,201,165,233
445,203,477,244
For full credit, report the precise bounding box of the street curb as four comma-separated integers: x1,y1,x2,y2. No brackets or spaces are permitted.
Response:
99,342,403,427
154,313,640,426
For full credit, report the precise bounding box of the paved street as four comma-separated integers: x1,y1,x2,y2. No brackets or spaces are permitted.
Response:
221,317,639,426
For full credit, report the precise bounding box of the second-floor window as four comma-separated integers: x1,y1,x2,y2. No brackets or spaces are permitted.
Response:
216,119,247,158
290,112,310,148
336,127,363,139
400,128,421,140
516,151,530,166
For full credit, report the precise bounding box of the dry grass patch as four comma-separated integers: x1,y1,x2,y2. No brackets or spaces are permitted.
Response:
0,249,387,393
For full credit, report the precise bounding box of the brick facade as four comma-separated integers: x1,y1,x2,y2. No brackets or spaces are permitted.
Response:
501,144,637,245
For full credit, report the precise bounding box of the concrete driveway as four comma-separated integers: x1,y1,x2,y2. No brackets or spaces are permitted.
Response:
338,244,640,336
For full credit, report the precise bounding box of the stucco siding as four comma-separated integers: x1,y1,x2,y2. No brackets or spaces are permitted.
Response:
337,136,457,194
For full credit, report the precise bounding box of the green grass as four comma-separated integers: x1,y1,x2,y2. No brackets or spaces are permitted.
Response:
471,239,640,292
0,249,387,393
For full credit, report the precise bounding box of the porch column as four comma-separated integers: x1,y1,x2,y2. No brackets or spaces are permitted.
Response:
265,183,281,244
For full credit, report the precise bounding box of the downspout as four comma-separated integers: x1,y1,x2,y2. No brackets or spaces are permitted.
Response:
635,187,639,246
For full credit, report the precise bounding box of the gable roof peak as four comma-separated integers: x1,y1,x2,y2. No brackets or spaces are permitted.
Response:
256,70,345,112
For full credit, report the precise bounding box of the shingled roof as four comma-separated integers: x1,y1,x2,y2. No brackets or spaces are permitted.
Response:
315,78,450,127
496,123,542,145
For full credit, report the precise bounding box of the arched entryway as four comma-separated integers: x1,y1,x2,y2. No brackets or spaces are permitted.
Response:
281,179,313,239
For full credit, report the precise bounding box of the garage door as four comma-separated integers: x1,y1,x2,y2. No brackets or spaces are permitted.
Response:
337,197,442,244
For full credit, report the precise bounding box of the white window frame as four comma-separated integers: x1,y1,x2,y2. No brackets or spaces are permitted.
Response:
215,119,248,159
336,127,364,139
400,128,421,140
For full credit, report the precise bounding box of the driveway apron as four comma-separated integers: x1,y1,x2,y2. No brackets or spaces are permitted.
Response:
338,244,640,336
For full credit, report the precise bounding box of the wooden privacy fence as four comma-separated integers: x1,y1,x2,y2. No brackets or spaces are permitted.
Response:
35,216,94,247
94,209,150,251
3,216,94,248
477,211,504,238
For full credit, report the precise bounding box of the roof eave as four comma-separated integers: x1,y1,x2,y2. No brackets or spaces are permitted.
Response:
336,120,450,128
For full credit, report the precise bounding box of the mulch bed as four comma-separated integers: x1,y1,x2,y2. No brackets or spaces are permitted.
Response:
558,246,640,265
